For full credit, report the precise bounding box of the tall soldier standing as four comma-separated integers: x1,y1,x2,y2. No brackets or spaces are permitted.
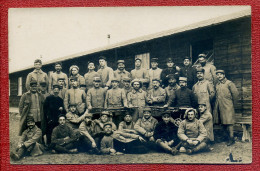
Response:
148,58,162,89
114,60,131,88
180,56,197,90
161,58,180,88
130,58,149,86
48,62,68,92
198,54,217,85
97,56,114,89
84,62,100,92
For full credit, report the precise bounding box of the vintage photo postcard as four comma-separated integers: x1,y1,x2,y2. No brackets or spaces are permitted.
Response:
8,6,252,164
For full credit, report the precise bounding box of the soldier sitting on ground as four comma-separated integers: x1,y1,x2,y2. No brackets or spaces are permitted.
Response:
11,116,44,161
66,103,86,130
154,111,180,155
178,109,208,155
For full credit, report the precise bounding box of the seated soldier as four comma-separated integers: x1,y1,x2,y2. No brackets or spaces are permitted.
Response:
178,109,208,155
51,115,78,154
134,107,158,149
198,101,214,143
78,112,100,154
66,103,86,130
154,111,179,155
10,116,44,161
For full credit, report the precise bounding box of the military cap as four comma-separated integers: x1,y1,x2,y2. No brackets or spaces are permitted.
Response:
152,78,161,83
198,101,207,106
124,111,133,117
123,77,131,82
58,114,66,119
101,111,112,116
69,103,77,107
135,58,142,62
143,107,152,112
166,58,173,63
69,65,79,71
27,116,35,123
69,77,76,81
131,79,143,88
111,77,120,82
184,108,198,118
55,62,62,66
161,110,171,117
99,56,107,61
88,61,95,65
198,54,206,58
168,74,178,80
216,70,225,74
179,77,187,82
34,59,42,64
183,56,191,60
57,77,65,81
39,81,47,86
196,67,205,73
117,60,125,64
103,122,113,128
93,77,101,82
151,58,158,63
30,80,37,86
52,84,60,89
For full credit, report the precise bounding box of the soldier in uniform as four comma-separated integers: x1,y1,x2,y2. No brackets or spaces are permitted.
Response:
104,78,127,126
122,77,133,96
64,78,87,115
178,109,208,155
127,79,147,121
84,62,100,92
65,103,86,130
192,67,215,113
130,58,149,86
48,62,68,92
164,74,180,107
114,60,131,88
148,58,162,89
97,56,114,89
26,59,48,91
86,77,106,110
39,81,50,100
57,77,67,100
180,56,197,89
213,70,239,146
161,57,180,88
68,65,85,90
147,78,166,107
198,54,217,85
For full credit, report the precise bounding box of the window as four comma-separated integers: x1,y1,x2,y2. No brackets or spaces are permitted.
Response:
18,77,22,96
191,39,213,64
135,52,150,69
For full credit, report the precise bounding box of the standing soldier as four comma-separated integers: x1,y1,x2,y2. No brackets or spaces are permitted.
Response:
68,65,85,90
114,60,131,88
180,56,197,89
130,58,149,87
164,74,180,107
198,54,217,85
161,58,180,88
148,58,162,89
84,62,99,92
192,68,215,113
147,79,166,107
39,81,50,100
48,62,68,92
86,77,107,110
127,79,147,121
97,56,114,89
26,59,48,91
122,77,133,96
64,78,87,115
57,78,67,100
18,80,46,136
213,70,239,146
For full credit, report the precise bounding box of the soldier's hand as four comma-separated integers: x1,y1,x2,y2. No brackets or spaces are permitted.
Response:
149,136,155,142
91,141,97,148
110,148,116,153
138,136,146,143
193,140,199,146
17,143,23,149
187,139,193,145
144,132,150,137
168,140,174,146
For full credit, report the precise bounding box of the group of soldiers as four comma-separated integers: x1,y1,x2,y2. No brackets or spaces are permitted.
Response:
10,54,239,160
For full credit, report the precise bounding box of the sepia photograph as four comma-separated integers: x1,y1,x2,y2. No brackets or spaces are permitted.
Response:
8,6,252,164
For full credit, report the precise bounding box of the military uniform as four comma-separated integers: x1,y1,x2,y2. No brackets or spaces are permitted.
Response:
165,84,180,106
174,87,197,108
26,69,48,91
84,71,100,91
180,65,197,90
97,66,114,88
114,69,131,88
49,71,68,91
87,87,106,109
147,86,166,106
199,110,214,142
64,88,86,113
148,68,162,89
68,74,85,89
130,68,149,84
105,88,127,108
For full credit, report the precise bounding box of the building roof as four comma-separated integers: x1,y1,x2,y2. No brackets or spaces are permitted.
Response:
9,8,251,74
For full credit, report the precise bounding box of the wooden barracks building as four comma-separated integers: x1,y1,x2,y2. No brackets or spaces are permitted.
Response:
9,9,251,124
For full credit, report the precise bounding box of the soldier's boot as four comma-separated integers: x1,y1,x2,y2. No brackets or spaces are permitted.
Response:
189,142,208,155
11,147,25,161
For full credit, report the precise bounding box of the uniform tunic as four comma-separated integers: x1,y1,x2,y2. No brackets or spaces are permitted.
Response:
43,95,65,123
68,74,85,88
161,66,179,87
100,134,114,154
84,71,100,91
66,112,85,130
104,88,127,108
49,71,68,91
114,69,131,88
213,78,239,125
51,124,75,145
64,88,86,112
118,121,135,131
148,68,162,89
147,87,166,106
200,63,217,84
199,111,214,141
130,68,149,83
97,66,114,87
134,117,158,135
192,80,215,113
174,87,198,108
123,86,133,97
180,65,197,89
26,69,48,91
165,84,180,106
86,87,106,108
58,88,67,100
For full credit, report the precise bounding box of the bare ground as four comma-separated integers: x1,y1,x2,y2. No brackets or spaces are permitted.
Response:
9,112,252,164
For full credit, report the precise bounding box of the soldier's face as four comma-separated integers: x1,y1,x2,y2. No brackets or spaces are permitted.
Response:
169,79,177,86
198,105,207,113
187,111,195,121
34,62,42,70
217,73,225,81
71,68,78,75
111,81,119,88
69,106,77,113
135,60,141,67
167,62,174,68
58,116,66,125
94,81,100,88
179,81,187,88
27,121,35,129
143,111,151,119
40,85,47,91
104,125,112,134
151,62,158,69
99,59,106,67
30,85,37,93
199,57,206,64
88,63,95,70
118,63,125,70
123,81,130,87
133,82,140,90
58,80,64,87
72,80,78,87
197,72,204,80
53,87,60,95
184,59,190,66
152,81,160,89
124,115,132,123
162,115,170,124
100,115,109,123
55,64,62,72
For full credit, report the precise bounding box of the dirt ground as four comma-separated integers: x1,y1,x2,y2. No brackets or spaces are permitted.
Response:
9,112,252,164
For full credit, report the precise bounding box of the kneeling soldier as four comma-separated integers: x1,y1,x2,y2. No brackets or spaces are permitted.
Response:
154,111,179,155
66,103,86,130
178,109,208,155
11,116,44,161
